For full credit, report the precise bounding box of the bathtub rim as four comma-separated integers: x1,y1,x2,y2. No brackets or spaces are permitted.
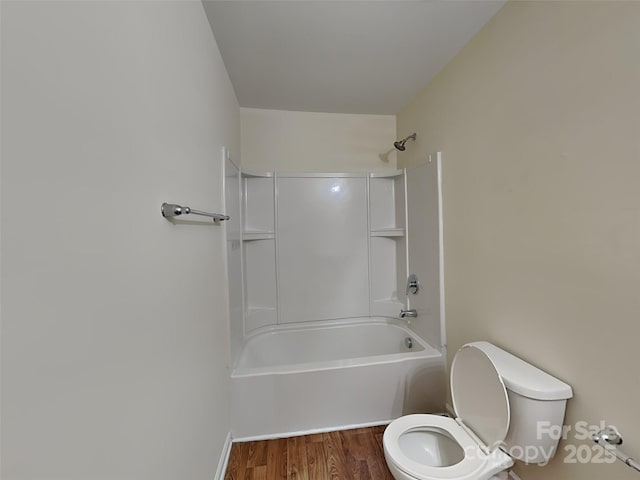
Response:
232,316,442,378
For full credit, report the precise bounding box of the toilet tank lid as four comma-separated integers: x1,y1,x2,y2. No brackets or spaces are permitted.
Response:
468,342,573,401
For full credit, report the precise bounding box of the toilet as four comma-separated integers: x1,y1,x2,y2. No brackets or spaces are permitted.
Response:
383,341,573,480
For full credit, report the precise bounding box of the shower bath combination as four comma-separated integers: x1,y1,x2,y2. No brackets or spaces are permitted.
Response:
394,133,417,151
225,153,447,441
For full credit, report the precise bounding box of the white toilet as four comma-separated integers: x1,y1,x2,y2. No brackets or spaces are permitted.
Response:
383,341,573,480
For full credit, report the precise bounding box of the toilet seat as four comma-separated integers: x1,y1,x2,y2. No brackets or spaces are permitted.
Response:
384,414,510,480
383,345,515,480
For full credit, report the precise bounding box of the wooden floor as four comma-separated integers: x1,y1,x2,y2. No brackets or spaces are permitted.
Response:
224,425,394,480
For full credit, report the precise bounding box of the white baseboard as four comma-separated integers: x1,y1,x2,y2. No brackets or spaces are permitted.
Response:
232,419,392,443
214,431,233,480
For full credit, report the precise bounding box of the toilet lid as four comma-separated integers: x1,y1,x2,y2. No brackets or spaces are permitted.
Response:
451,344,510,452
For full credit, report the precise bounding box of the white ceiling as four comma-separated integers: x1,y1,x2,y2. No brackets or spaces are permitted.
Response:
203,1,505,115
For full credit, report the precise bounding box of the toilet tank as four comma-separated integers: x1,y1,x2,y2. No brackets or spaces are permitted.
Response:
470,342,573,464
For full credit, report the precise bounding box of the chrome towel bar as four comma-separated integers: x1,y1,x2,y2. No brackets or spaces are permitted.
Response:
593,426,640,473
161,203,229,222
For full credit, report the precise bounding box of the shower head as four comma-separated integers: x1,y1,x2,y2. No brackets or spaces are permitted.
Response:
393,133,417,151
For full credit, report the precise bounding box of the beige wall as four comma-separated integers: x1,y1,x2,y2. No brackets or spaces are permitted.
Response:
241,107,396,172
1,2,239,479
397,2,640,479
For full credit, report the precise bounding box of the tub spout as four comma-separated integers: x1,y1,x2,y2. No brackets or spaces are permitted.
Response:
400,309,417,318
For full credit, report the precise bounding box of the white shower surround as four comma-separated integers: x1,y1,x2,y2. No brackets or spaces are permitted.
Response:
224,158,447,439
231,317,445,440
240,170,408,336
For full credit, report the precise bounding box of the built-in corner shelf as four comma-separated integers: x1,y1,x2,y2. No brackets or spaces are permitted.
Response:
241,169,273,178
370,228,405,238
242,231,275,241
369,170,404,178
368,169,407,318
241,170,278,333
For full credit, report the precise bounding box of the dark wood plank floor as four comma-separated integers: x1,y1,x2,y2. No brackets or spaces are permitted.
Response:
225,425,394,480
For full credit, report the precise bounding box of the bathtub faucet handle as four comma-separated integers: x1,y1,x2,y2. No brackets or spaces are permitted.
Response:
400,309,417,319
406,274,420,295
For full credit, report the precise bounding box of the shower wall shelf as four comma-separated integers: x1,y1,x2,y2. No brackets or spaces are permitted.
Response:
240,169,273,178
242,232,275,241
370,228,405,237
369,170,404,178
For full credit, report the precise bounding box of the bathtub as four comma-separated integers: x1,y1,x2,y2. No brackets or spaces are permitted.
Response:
231,317,446,440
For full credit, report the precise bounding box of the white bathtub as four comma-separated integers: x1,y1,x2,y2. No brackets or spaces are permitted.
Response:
231,317,446,440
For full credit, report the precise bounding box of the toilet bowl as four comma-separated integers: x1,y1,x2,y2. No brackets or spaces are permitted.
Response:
383,342,573,480
384,414,513,480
